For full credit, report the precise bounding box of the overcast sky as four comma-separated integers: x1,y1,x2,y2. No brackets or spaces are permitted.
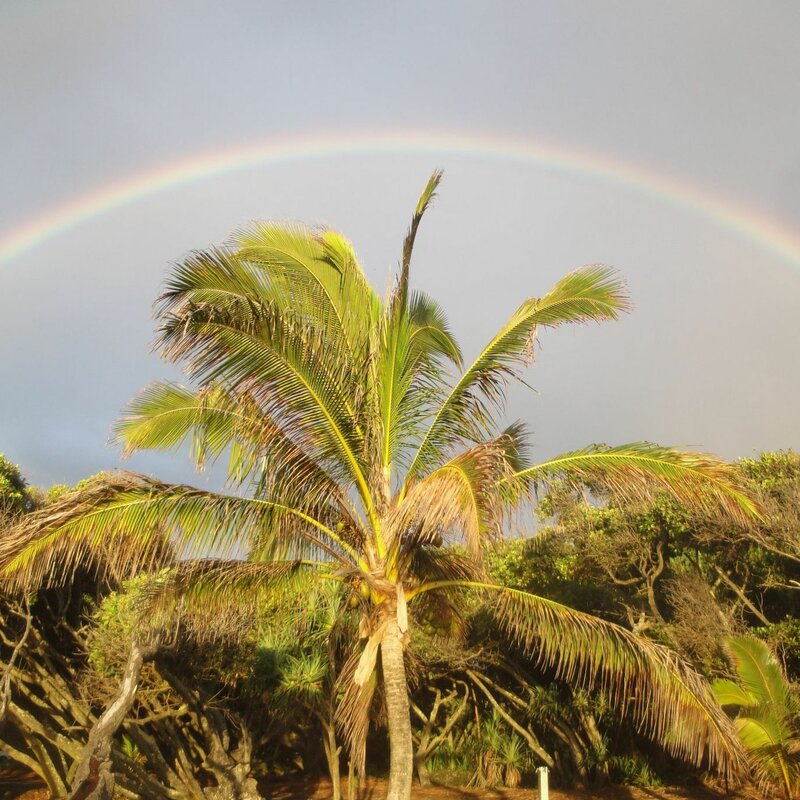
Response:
1,1,799,489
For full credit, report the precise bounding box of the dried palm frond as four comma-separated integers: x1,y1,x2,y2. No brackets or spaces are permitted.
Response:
0,473,355,593
335,647,379,776
141,559,316,642
389,436,518,560
0,473,175,592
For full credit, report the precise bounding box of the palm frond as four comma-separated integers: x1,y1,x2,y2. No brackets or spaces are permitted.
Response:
378,291,463,476
409,546,482,586
374,172,447,484
114,382,362,534
734,716,798,795
407,291,462,369
492,585,747,778
155,299,380,519
405,266,629,482
0,474,175,592
224,223,378,354
0,474,358,592
714,636,800,795
376,286,416,481
115,381,282,483
738,715,798,796
151,236,379,509
335,646,379,777
713,679,754,708
389,436,518,563
146,559,320,642
401,169,443,279
515,442,761,524
373,290,465,487
724,636,791,709
407,580,746,778
156,247,273,333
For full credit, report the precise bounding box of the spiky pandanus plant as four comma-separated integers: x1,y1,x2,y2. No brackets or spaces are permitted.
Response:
1,173,759,800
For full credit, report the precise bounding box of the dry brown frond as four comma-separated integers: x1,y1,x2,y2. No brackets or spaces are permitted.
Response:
142,559,309,642
335,647,379,776
0,472,175,593
388,438,516,561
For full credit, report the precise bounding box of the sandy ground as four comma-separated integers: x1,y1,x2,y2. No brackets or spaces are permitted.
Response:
0,772,759,800
265,777,757,800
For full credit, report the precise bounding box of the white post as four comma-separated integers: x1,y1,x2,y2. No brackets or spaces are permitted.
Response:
537,765,549,800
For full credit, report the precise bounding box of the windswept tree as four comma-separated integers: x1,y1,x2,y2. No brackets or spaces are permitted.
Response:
2,173,759,800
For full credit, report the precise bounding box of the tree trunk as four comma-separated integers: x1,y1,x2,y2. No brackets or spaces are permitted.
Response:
380,617,412,800
347,759,356,800
156,664,262,800
321,719,342,800
69,640,155,800
414,754,432,787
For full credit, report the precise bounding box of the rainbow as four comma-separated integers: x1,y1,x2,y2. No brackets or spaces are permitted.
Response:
3,129,800,269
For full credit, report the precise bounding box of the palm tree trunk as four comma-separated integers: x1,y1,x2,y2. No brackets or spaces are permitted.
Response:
380,616,412,800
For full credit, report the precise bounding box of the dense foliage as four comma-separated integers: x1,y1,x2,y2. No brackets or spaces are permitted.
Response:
0,450,797,798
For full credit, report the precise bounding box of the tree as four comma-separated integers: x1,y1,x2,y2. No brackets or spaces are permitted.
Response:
714,636,800,799
0,474,262,800
517,453,800,676
1,172,759,800
0,453,34,517
245,577,349,799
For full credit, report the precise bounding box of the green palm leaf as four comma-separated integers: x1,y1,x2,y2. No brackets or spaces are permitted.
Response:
407,291,462,369
114,382,356,521
230,223,379,354
726,635,791,708
375,172,451,482
713,679,754,708
153,238,378,521
735,716,798,797
410,581,746,778
162,311,378,516
714,636,800,798
405,266,630,483
401,169,443,277
515,442,760,524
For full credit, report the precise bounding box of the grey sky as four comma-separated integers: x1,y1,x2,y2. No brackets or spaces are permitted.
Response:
1,1,799,488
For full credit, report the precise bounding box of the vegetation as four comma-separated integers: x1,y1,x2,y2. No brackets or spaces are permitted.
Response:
714,636,800,799
1,174,786,800
0,453,35,516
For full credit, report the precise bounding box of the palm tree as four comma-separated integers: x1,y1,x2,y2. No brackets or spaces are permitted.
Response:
714,636,800,799
2,172,759,800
